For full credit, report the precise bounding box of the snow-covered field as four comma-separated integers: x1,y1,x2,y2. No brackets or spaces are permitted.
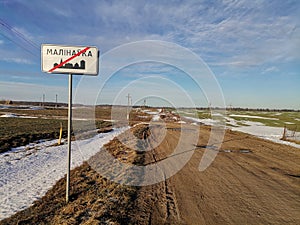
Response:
185,116,300,149
143,109,300,148
0,127,129,220
231,121,300,148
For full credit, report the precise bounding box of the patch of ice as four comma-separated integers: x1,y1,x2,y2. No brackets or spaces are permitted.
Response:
21,116,38,119
0,105,45,110
29,106,44,110
285,122,295,125
142,109,160,115
211,113,224,117
152,114,161,121
0,113,18,118
0,127,129,220
229,114,278,120
225,117,238,126
232,121,282,137
0,113,38,119
184,116,300,149
242,121,264,126
231,121,300,148
146,111,159,115
103,119,116,122
184,116,220,126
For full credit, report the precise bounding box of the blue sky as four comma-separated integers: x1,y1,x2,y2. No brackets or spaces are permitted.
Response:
0,0,299,109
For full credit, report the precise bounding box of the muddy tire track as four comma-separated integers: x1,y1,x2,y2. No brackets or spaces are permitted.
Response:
129,124,183,225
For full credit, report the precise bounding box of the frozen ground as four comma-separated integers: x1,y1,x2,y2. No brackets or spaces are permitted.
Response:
229,114,279,120
142,109,161,115
0,113,38,119
231,121,300,148
185,116,300,149
0,127,129,220
184,117,222,126
0,104,44,110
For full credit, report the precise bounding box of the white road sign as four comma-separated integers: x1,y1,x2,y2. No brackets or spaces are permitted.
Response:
41,44,99,75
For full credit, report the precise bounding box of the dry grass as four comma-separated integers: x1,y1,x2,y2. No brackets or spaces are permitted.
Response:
0,124,151,225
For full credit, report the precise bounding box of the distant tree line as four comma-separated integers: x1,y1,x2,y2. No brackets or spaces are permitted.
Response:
1,100,299,112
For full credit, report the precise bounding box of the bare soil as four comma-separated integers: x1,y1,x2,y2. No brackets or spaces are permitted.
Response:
0,116,112,153
127,124,300,225
1,123,300,224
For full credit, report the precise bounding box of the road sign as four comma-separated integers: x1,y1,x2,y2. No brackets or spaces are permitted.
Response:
41,44,99,75
41,43,99,203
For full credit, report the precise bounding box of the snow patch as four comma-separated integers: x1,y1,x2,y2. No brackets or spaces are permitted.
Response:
285,122,295,125
229,114,278,120
0,113,38,119
142,109,160,115
184,116,220,126
231,121,300,148
225,117,238,126
184,116,300,148
0,127,129,220
0,113,18,118
152,114,161,121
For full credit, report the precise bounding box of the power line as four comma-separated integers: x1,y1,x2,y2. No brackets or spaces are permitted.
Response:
0,19,39,57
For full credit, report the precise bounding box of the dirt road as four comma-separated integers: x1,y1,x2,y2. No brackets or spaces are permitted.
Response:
1,123,299,224
129,123,300,224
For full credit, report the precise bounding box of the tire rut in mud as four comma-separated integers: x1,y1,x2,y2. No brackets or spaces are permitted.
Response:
129,124,183,225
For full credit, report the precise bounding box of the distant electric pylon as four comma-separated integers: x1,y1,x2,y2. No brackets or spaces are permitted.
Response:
42,94,45,107
126,93,131,120
208,102,212,117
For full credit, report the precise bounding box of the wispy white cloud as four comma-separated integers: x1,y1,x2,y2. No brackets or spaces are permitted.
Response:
1,57,34,65
0,81,68,102
262,66,279,74
169,2,296,68
5,0,297,69
1,0,299,108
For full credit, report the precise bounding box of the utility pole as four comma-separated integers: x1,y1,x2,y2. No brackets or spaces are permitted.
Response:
42,94,45,107
55,94,58,108
126,93,131,120
66,74,73,203
208,102,212,117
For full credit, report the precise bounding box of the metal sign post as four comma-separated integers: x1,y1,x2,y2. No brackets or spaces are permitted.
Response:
66,73,72,203
41,44,99,203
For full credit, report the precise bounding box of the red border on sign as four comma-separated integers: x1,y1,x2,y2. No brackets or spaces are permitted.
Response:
48,47,91,72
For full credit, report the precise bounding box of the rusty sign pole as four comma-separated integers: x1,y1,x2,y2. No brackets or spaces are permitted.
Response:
66,73,73,203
